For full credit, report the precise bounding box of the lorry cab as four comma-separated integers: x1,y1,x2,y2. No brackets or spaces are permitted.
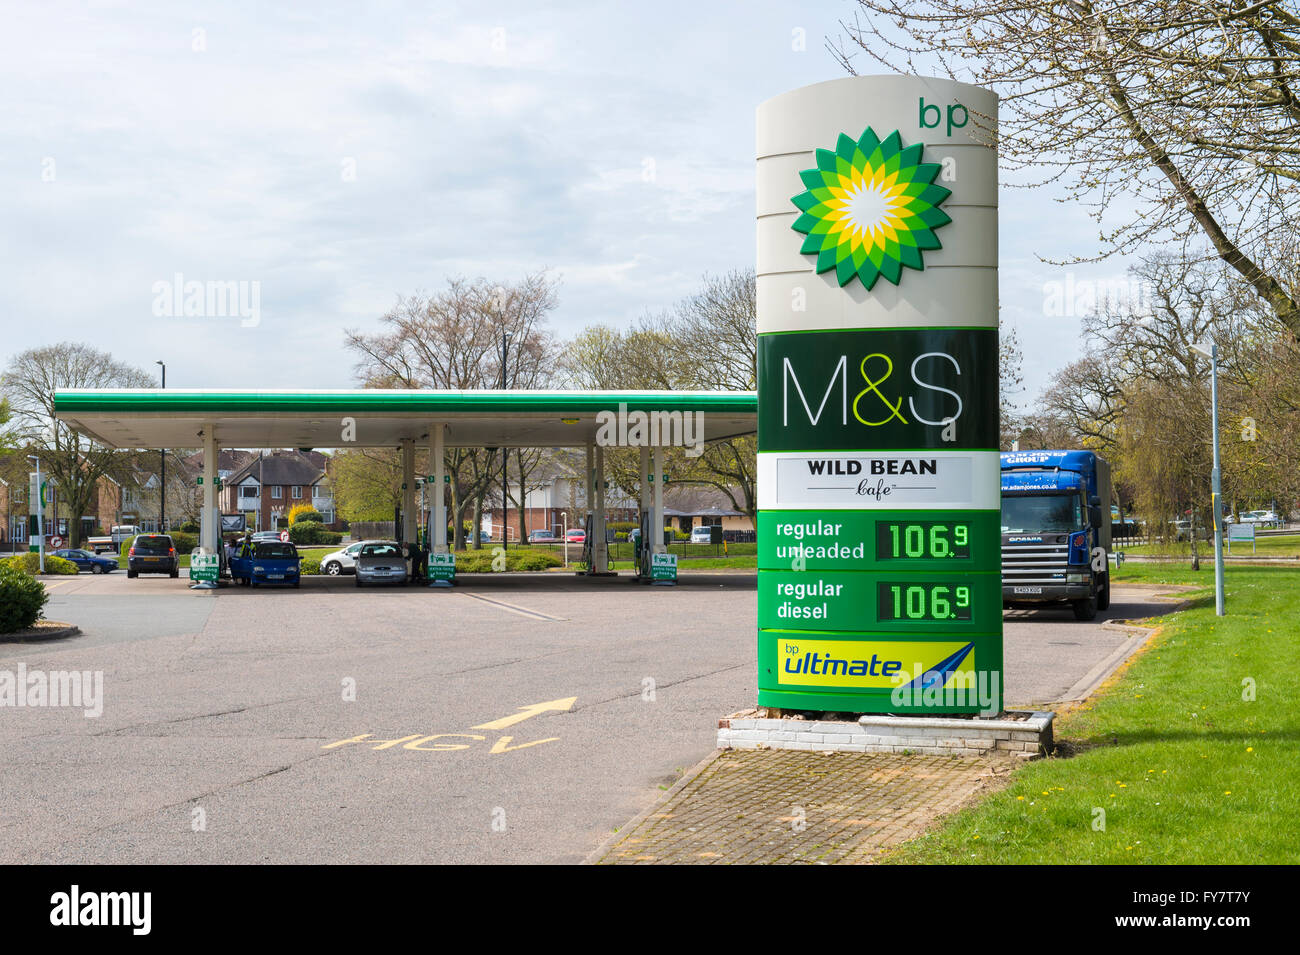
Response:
1000,450,1111,620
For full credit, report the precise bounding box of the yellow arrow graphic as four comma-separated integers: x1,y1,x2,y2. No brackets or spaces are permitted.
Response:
472,697,577,731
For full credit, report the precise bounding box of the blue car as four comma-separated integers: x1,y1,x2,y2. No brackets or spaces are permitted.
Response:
52,548,118,574
229,541,302,588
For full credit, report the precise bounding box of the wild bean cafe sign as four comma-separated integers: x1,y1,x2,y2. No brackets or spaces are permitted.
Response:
755,76,1002,715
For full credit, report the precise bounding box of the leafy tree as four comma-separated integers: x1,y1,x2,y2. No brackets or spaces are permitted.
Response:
1,343,152,548
331,448,405,523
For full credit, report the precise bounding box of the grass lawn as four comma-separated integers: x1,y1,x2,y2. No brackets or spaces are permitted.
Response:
884,565,1298,864
607,556,757,571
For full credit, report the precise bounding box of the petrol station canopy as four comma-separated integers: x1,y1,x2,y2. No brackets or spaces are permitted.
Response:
52,389,758,450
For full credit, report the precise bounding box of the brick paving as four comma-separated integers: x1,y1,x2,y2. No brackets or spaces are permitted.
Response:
588,749,1011,864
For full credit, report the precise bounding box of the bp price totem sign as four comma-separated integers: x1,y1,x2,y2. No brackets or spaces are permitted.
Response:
756,76,1002,715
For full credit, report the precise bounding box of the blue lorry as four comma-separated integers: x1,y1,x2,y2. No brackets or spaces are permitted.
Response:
229,540,302,588
1000,450,1112,621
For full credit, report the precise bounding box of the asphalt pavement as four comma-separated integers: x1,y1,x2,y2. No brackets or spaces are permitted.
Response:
0,572,1179,863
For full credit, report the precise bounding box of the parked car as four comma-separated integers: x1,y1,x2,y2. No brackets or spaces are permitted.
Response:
355,541,408,587
51,548,118,574
528,530,559,544
1240,510,1279,525
252,530,284,543
230,541,301,588
565,528,586,544
320,540,377,576
1169,520,1210,542
690,526,715,544
127,534,179,578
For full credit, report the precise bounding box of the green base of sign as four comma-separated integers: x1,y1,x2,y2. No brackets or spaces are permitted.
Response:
428,579,454,588
189,582,218,591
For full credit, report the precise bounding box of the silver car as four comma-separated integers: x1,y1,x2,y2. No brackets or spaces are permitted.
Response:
354,541,408,587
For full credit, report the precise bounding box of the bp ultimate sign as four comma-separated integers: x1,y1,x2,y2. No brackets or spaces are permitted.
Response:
756,76,1001,715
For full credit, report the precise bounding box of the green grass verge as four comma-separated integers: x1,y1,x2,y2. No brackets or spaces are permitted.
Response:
884,566,1297,864
1121,533,1300,559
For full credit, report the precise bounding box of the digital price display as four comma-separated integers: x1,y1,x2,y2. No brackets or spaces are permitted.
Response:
876,521,971,561
877,582,972,622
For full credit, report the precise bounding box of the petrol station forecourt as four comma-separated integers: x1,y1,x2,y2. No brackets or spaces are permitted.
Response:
52,387,758,579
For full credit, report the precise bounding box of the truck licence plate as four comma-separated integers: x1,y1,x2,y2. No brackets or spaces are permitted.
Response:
1013,586,1043,594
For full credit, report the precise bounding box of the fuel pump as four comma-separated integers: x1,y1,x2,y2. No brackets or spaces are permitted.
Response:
636,510,652,580
579,514,594,572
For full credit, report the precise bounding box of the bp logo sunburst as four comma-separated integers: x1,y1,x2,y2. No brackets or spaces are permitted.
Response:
790,127,951,290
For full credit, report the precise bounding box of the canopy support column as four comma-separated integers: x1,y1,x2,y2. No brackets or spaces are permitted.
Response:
431,424,447,554
201,426,219,554
652,445,666,555
401,439,415,546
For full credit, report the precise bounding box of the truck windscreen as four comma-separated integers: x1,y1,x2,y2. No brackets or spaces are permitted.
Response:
1001,494,1083,533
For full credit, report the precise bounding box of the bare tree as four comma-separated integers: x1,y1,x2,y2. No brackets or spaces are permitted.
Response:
999,322,1025,449
1,343,153,548
344,272,561,548
833,1,1300,336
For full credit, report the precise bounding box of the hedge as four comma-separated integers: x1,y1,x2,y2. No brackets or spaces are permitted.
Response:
288,522,343,546
3,552,78,576
300,555,322,575
0,563,49,633
454,550,563,573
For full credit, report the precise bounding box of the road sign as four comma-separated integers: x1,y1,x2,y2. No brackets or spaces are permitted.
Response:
190,553,220,583
650,552,677,582
279,530,290,543
755,76,1002,715
428,552,456,583
50,536,63,548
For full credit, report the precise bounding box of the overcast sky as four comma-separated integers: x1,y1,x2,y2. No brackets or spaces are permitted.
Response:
1,0,1142,406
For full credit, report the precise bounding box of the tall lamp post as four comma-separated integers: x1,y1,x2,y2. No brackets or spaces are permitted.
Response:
500,331,511,552
156,360,166,532
27,454,45,573
1190,341,1225,616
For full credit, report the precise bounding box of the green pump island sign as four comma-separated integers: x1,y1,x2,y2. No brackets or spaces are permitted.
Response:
756,76,1002,715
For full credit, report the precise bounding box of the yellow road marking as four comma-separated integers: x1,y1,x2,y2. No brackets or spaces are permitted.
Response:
488,735,559,754
472,696,577,731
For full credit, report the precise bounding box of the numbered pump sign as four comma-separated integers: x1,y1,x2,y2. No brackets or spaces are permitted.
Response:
756,76,1002,715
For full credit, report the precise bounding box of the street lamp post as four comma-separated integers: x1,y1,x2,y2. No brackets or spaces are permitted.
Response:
500,331,510,552
156,361,166,533
1191,341,1225,616
27,454,44,573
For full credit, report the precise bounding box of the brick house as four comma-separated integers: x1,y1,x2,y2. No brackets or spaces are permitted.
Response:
221,450,333,533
